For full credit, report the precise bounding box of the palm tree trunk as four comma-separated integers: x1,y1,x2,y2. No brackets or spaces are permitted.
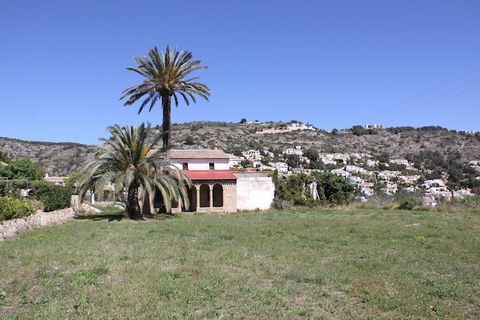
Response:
126,183,141,219
162,95,171,150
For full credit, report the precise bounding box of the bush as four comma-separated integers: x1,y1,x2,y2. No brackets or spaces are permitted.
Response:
456,195,480,209
184,135,195,145
0,197,35,221
399,197,422,210
29,182,73,212
0,159,44,180
314,172,357,205
0,181,73,211
272,172,357,207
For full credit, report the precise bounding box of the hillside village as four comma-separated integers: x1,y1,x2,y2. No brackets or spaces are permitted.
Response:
230,145,479,207
178,120,480,208
2,120,478,208
226,122,480,207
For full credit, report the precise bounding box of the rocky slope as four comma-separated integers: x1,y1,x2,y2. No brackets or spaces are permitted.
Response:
1,121,479,175
0,137,96,175
165,122,480,161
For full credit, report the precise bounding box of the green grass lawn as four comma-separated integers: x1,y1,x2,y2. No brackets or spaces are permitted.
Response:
0,209,479,319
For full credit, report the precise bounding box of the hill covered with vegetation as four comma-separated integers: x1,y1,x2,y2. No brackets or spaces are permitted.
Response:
165,121,480,160
0,137,96,175
0,121,479,175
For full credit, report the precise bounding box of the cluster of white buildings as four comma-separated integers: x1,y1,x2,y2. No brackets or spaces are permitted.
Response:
364,124,384,129
256,122,316,134
41,143,478,209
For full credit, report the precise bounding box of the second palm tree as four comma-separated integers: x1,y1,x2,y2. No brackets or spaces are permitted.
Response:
121,46,210,150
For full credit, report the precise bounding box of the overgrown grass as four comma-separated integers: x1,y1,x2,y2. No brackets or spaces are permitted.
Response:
0,208,479,319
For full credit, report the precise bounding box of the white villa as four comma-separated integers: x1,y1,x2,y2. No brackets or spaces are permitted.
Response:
378,170,401,180
344,165,368,175
283,146,303,156
269,161,288,173
390,159,410,166
145,149,274,214
242,149,262,161
227,154,244,168
43,174,67,186
364,124,383,129
256,122,316,134
319,153,350,164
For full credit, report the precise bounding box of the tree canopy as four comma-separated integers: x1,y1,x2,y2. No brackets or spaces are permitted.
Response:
78,123,190,218
0,159,44,181
121,46,210,149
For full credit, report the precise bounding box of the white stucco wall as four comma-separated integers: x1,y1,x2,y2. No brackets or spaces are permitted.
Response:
235,173,275,210
171,159,229,171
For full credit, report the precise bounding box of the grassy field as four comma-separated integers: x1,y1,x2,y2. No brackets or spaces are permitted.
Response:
0,209,479,319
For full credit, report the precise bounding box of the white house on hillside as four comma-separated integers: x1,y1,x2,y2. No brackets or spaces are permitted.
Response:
283,146,303,156
242,149,262,161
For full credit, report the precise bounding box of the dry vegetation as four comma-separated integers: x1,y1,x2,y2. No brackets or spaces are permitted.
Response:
1,121,479,175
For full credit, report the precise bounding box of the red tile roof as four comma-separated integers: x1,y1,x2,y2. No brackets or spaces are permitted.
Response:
185,170,237,181
168,149,229,159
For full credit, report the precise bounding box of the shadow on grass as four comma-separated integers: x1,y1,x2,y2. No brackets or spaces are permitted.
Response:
143,213,179,220
74,212,179,222
74,214,126,222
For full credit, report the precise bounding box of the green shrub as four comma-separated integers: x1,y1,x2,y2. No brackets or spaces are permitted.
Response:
272,171,357,207
399,197,422,210
314,172,357,205
184,135,195,145
0,159,44,180
0,181,73,212
0,197,35,221
29,182,73,212
456,195,480,209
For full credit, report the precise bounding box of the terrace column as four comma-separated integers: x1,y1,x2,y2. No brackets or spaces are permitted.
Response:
196,185,200,211
209,184,213,209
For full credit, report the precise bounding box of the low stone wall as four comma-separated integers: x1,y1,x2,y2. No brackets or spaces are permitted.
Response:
0,208,75,241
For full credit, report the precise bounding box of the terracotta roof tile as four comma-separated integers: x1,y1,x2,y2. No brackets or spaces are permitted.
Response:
167,149,229,159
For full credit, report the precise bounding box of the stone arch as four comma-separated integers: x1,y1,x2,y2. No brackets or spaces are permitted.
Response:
189,185,197,212
213,184,223,207
199,184,210,208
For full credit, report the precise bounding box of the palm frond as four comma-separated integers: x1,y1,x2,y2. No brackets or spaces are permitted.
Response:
121,45,210,112
78,123,191,216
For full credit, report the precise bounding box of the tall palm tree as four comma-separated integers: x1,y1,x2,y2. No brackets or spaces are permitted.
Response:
121,46,210,150
78,123,190,219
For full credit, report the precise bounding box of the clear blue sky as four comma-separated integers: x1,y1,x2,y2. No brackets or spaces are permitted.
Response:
1,0,479,144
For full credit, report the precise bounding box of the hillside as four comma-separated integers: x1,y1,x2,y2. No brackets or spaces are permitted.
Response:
0,137,96,176
1,121,479,175
166,122,480,160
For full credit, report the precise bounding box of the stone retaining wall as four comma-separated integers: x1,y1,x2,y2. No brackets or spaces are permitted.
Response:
0,208,75,241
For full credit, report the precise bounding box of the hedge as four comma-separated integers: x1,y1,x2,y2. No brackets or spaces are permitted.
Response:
0,180,73,212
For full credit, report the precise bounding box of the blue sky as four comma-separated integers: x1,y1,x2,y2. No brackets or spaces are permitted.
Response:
1,0,479,144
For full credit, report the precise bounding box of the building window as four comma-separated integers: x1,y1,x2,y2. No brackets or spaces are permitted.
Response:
209,162,215,170
182,163,188,170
